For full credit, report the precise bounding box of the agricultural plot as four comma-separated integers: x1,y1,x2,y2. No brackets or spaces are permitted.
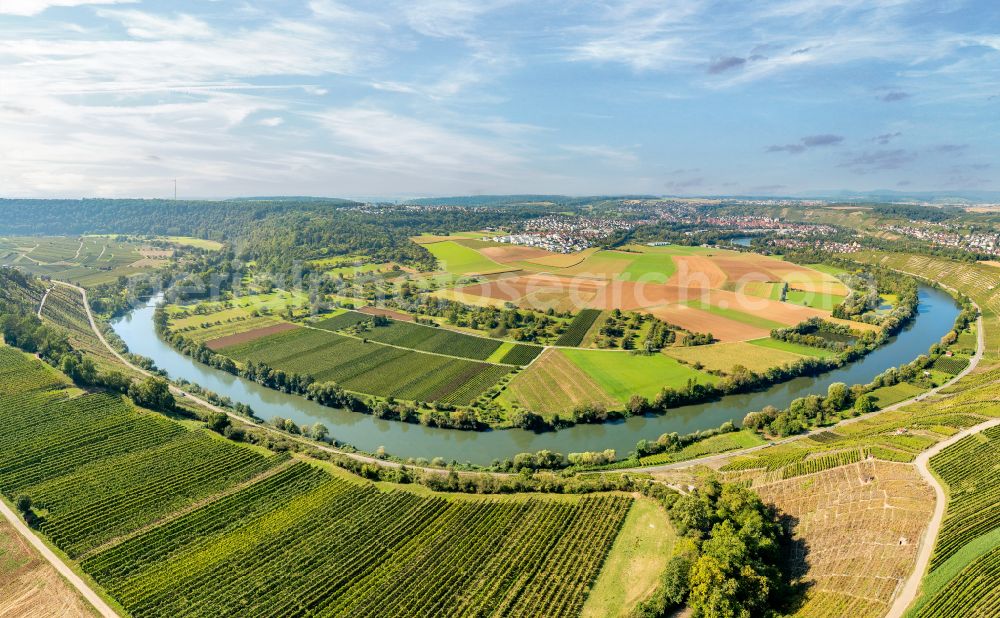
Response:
83,469,632,618
926,425,1000,571
639,431,766,466
910,545,1000,618
755,461,935,618
748,337,838,358
0,235,154,286
424,240,517,275
504,349,618,416
784,288,846,311
219,327,512,405
561,348,718,402
554,308,603,346
0,518,96,617
0,347,284,558
337,316,506,362
663,340,809,374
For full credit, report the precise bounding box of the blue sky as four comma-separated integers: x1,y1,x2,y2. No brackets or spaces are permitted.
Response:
1,0,998,198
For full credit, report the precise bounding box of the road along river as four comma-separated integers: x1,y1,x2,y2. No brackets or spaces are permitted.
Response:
112,286,959,465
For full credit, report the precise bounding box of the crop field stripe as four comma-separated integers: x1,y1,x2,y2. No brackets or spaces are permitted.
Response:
554,309,603,347
684,300,789,330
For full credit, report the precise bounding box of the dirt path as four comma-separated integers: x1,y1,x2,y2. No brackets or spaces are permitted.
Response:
886,415,1000,618
37,287,51,319
0,499,119,618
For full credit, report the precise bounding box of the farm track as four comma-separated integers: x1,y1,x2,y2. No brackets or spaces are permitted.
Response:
37,286,51,319
0,499,119,618
52,280,504,478
886,412,1000,618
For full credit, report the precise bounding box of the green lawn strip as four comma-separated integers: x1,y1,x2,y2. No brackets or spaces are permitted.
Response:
869,382,925,407
639,431,767,466
905,528,1000,618
581,497,675,618
748,337,837,358
485,341,515,363
560,348,718,403
618,253,676,283
784,289,846,311
685,301,787,331
423,241,515,275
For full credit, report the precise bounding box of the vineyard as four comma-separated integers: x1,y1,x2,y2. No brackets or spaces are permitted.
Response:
1,342,644,617
926,425,1000,570
497,342,544,365
911,546,1000,617
554,308,602,346
755,461,934,618
332,313,506,361
220,326,513,405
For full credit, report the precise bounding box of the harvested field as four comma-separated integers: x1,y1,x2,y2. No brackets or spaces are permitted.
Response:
357,306,415,322
663,341,807,374
522,247,599,268
755,460,934,618
205,322,298,350
698,289,829,325
559,250,639,278
667,255,727,290
423,240,516,275
505,349,617,416
646,303,771,342
479,245,554,263
0,518,96,617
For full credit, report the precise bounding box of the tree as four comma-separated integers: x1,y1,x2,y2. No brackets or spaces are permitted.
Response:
310,422,329,441
15,494,31,514
825,382,850,411
854,393,877,414
128,377,175,411
205,411,230,434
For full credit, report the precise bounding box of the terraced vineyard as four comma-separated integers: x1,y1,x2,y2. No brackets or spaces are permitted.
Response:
220,326,513,405
927,425,1000,570
0,343,637,618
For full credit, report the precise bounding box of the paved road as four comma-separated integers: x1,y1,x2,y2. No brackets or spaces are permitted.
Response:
886,414,1000,618
0,500,119,618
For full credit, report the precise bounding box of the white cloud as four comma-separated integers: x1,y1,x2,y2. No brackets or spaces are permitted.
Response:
97,10,214,40
0,0,134,17
258,116,285,127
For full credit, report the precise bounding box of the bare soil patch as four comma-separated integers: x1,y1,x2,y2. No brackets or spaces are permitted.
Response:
646,303,771,342
667,255,728,289
206,322,298,350
480,245,555,263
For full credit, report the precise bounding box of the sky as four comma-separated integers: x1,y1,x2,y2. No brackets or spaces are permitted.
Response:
1,0,999,199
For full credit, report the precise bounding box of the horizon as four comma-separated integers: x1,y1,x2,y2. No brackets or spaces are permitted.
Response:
2,1,998,198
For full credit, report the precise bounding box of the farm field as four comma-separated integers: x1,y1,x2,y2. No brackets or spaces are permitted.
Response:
784,288,846,311
219,326,513,405
561,348,718,402
581,497,675,618
663,340,809,374
748,336,838,358
0,342,663,618
423,240,518,275
503,349,618,416
0,517,97,617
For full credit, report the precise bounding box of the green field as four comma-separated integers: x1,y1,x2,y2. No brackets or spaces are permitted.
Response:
803,263,850,277
424,240,514,275
159,236,224,250
0,342,643,618
869,381,925,407
784,288,846,311
321,312,506,361
664,341,809,373
618,252,676,282
220,326,512,405
686,301,787,330
560,348,718,402
0,235,154,286
748,337,838,358
639,430,767,466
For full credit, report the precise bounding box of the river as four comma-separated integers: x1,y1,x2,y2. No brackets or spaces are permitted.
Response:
111,286,958,465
